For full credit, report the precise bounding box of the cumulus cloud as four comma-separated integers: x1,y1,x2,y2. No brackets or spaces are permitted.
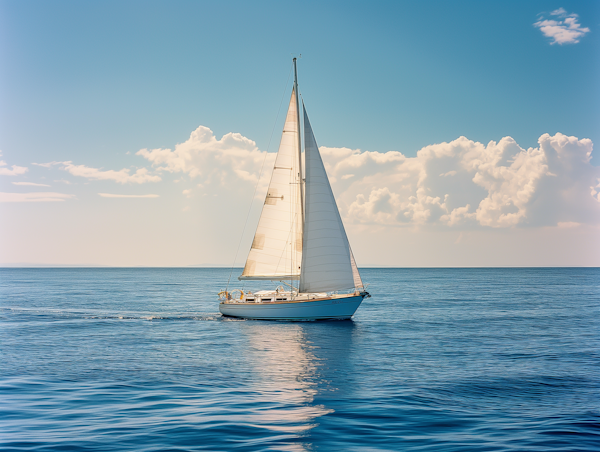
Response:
534,8,590,45
12,182,51,187
0,152,28,176
132,125,598,229
321,133,599,229
0,192,75,202
17,124,597,232
139,126,598,229
137,126,274,194
98,193,159,198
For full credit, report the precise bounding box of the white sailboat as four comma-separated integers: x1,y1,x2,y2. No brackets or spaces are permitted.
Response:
219,58,370,320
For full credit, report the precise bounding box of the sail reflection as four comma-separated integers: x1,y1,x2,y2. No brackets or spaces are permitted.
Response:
239,321,356,450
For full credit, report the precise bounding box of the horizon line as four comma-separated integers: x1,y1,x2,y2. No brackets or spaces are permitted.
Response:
1,264,598,269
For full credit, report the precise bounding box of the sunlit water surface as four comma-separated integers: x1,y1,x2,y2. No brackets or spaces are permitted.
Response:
1,268,599,451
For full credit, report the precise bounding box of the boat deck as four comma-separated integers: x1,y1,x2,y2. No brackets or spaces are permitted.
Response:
220,290,366,305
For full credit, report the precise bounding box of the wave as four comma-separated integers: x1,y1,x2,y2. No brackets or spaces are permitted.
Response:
0,306,222,322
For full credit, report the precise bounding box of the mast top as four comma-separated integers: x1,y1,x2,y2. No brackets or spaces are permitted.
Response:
293,58,298,88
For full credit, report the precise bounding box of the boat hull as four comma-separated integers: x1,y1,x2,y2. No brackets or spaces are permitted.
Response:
219,294,365,320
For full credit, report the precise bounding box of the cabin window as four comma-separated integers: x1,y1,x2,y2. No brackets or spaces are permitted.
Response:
276,298,286,301
262,298,272,302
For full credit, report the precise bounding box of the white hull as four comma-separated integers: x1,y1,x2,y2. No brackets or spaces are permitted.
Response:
219,293,365,320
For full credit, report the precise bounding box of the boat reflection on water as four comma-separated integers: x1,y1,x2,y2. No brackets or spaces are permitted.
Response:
239,320,357,451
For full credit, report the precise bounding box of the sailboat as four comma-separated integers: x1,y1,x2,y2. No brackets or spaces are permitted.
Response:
219,58,370,320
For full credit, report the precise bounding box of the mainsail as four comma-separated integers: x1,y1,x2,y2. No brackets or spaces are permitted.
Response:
299,106,362,293
239,90,303,281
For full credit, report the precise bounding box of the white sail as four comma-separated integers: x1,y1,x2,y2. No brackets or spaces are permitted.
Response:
299,106,357,293
240,90,303,281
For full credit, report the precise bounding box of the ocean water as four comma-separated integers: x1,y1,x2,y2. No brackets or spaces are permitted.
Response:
1,268,599,452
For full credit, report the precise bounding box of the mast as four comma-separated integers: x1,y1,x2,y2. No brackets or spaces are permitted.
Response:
238,73,303,282
293,58,304,234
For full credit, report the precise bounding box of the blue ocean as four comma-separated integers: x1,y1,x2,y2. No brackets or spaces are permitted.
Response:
1,268,598,451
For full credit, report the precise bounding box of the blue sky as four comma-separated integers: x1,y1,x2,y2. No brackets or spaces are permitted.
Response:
1,0,599,266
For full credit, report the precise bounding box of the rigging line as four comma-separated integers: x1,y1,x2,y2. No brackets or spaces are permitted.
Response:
226,63,294,291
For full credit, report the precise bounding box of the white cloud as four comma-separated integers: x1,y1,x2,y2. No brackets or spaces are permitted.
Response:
0,151,28,176
534,9,590,45
61,162,161,184
134,125,598,230
98,193,159,198
440,170,457,177
33,162,59,168
0,165,28,176
137,125,275,195
12,182,51,187
0,192,75,202
321,133,599,229
34,161,161,184
441,204,474,227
